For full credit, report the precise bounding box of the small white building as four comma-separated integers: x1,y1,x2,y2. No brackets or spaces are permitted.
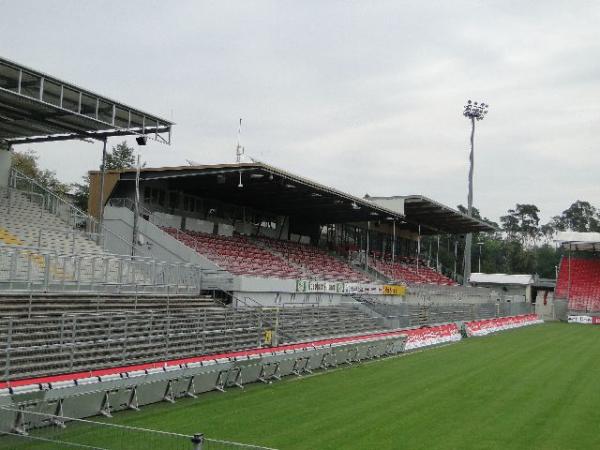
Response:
468,273,535,302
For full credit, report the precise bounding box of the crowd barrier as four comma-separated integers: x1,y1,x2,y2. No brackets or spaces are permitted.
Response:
465,314,542,337
403,324,462,350
0,314,542,435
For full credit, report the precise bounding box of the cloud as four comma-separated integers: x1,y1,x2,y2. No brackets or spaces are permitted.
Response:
1,0,599,225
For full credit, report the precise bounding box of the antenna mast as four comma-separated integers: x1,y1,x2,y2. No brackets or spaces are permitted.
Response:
236,118,244,163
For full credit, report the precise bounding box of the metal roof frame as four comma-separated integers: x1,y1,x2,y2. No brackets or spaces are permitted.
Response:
365,195,497,234
98,162,406,224
96,162,495,235
0,56,173,145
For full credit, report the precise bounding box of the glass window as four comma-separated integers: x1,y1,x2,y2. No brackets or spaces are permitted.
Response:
0,63,20,91
42,79,61,106
20,71,41,98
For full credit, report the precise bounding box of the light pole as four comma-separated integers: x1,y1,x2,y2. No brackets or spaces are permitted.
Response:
477,241,484,273
462,100,488,285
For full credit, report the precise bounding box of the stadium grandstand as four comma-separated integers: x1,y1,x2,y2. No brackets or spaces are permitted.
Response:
88,162,494,294
0,54,546,449
555,231,600,315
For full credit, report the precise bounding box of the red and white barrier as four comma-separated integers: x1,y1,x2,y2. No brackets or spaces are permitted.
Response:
403,324,462,350
465,314,542,337
567,315,600,324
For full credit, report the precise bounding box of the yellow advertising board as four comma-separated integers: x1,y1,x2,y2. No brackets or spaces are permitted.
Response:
382,284,406,296
264,330,273,345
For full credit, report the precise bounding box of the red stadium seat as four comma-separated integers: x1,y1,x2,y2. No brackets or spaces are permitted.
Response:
555,257,600,312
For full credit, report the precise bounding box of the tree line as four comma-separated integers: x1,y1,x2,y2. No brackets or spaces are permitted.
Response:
429,201,600,280
10,142,136,212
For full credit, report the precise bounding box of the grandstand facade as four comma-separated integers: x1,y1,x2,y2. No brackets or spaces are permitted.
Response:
88,162,498,305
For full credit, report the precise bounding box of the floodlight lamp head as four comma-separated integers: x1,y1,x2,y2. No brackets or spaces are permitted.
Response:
463,100,489,121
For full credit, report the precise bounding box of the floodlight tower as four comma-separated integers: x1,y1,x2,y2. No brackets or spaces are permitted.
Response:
462,100,489,285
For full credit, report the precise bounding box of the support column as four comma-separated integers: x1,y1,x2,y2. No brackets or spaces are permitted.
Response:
365,222,370,271
392,220,396,263
436,235,440,271
0,145,12,188
98,138,108,224
417,225,421,275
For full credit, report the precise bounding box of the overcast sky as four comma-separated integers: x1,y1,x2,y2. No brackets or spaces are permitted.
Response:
2,1,599,223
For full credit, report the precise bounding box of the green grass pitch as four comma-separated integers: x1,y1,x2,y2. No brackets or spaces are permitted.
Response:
9,323,600,449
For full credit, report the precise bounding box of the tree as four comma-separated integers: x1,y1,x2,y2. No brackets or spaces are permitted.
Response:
104,141,136,170
71,175,90,212
553,201,600,232
500,204,540,244
457,204,500,229
11,149,70,196
71,141,137,212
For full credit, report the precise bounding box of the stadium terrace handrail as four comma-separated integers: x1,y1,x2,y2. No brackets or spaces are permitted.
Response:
212,289,299,344
8,167,150,257
0,185,46,217
0,243,234,294
107,197,153,219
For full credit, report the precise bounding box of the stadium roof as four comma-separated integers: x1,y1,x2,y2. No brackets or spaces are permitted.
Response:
0,56,173,145
555,231,600,251
106,162,406,224
365,195,497,234
96,162,495,234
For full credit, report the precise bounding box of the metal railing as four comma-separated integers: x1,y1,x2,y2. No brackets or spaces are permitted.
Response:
0,309,266,381
0,407,279,450
354,296,533,328
0,244,234,294
6,168,154,257
0,302,382,381
215,290,297,345
10,168,99,236
107,197,153,219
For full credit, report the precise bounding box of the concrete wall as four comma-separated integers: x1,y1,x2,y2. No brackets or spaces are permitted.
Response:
0,149,11,188
404,284,498,305
103,206,219,270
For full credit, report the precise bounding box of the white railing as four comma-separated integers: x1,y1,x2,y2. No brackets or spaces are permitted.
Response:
0,244,234,294
7,168,148,254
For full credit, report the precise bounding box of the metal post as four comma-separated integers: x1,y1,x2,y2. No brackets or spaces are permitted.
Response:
567,244,572,305
98,138,108,241
365,222,370,271
436,235,440,271
417,225,421,275
132,154,141,256
453,240,458,280
392,220,396,263
464,116,475,285
4,317,13,380
191,433,204,450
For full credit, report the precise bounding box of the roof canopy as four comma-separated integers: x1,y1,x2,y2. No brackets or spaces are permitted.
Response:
555,231,600,251
365,195,496,234
0,56,173,145
99,162,497,235
110,162,405,224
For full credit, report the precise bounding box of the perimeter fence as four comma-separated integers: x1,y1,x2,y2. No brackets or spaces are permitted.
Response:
0,408,278,450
